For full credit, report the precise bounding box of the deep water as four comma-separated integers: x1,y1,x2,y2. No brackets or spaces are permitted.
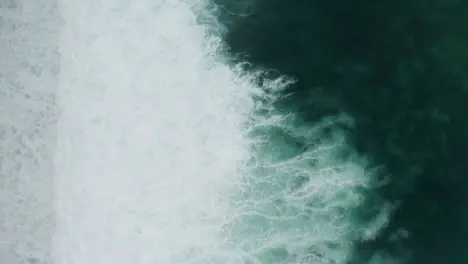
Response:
215,0,468,263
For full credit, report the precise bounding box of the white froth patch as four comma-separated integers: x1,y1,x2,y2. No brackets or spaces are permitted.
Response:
55,1,254,263
0,1,58,263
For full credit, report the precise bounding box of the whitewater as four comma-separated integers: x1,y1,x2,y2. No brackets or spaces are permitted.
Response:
1,1,392,264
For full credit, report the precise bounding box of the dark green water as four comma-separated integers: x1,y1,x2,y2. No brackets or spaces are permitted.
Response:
215,0,468,263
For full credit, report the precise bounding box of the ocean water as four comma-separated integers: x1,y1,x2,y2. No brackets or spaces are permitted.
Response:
215,0,468,263
2,1,392,263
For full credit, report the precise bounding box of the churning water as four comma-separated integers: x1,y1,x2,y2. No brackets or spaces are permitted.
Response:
1,1,391,263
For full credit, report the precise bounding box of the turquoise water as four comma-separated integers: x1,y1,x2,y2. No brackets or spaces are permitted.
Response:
216,0,468,263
